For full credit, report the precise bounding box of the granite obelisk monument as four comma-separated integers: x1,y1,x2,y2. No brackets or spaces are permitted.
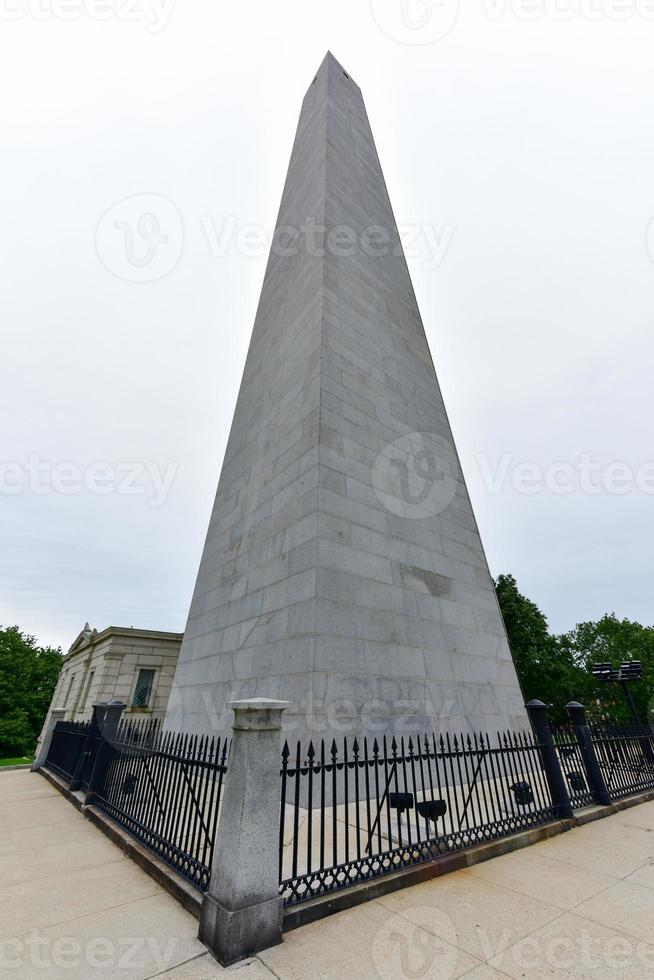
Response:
166,53,526,739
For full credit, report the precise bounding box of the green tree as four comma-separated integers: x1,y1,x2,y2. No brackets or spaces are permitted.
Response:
558,615,654,726
0,626,62,757
495,576,654,725
495,574,584,722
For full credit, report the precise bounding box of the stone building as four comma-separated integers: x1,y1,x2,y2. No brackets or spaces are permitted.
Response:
46,623,183,723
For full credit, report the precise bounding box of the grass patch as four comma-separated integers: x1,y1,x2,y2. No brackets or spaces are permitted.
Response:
0,756,34,767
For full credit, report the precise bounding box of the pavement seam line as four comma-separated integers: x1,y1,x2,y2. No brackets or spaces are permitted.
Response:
2,888,172,943
520,907,654,956
371,897,485,967
483,906,570,970
255,956,285,979
460,958,513,979
1,855,129,890
569,881,654,945
573,906,654,946
142,950,209,978
533,846,651,878
461,862,622,911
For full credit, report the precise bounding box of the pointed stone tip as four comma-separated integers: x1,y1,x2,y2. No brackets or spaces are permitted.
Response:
313,50,358,87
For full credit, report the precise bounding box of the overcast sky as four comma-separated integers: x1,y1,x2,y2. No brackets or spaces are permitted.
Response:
2,1,653,652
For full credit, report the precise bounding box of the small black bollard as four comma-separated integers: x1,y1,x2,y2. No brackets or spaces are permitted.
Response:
565,702,612,806
525,700,574,820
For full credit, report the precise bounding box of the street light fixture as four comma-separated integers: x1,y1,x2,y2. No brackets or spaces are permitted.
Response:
591,660,644,728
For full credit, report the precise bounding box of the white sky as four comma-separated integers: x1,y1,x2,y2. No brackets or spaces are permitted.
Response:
2,0,654,651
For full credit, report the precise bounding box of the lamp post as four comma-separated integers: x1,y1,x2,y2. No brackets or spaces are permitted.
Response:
591,660,645,729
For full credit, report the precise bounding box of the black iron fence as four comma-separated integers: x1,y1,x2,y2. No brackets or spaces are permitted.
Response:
45,719,90,782
94,722,229,889
45,716,229,890
590,724,654,801
279,730,558,907
43,700,654,908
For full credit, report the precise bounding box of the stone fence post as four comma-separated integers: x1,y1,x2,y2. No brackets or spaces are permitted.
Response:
32,709,66,771
525,699,574,820
199,698,290,967
566,701,612,806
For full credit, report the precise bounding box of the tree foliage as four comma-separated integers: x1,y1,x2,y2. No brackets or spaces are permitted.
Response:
0,626,62,757
495,575,654,726
559,615,654,726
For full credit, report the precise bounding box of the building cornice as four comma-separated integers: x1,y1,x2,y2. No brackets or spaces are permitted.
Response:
63,626,183,662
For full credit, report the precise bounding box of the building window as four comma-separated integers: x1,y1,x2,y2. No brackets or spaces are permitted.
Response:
63,673,76,708
132,669,155,708
82,669,95,711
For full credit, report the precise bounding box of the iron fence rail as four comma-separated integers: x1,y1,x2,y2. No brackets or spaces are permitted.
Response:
93,722,229,890
590,725,654,800
279,731,558,907
45,718,229,891
45,719,90,782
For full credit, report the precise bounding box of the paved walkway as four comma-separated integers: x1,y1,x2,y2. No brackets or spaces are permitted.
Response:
1,771,654,979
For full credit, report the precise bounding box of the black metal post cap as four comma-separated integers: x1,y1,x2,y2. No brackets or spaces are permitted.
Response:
525,700,550,726
565,701,587,726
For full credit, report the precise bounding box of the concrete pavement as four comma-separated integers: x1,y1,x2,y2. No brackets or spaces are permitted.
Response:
1,769,654,978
